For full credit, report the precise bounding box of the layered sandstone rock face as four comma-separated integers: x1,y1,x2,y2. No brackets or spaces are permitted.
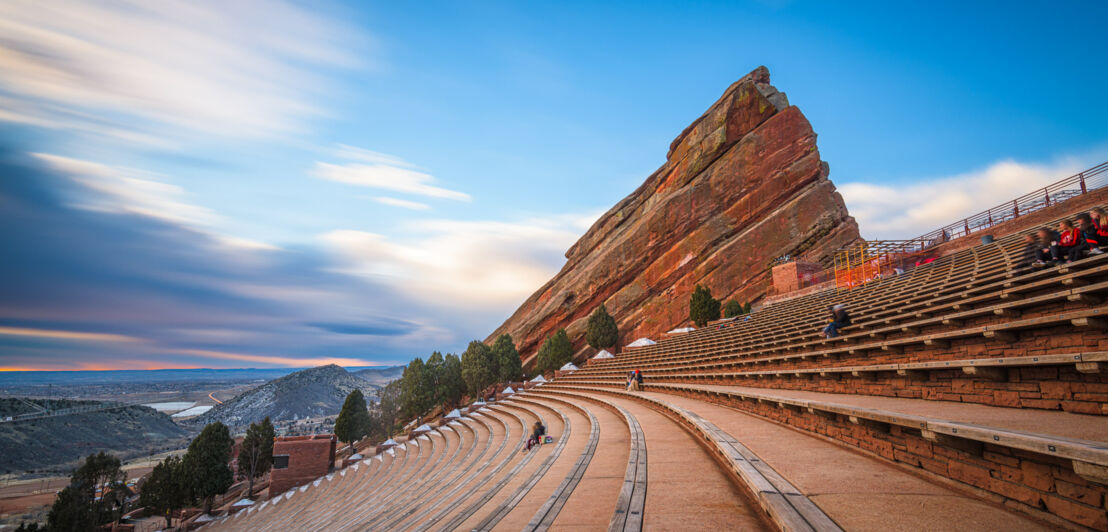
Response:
490,66,860,363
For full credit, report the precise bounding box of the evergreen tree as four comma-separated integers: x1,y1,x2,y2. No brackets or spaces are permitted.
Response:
335,390,371,445
47,452,125,531
585,304,619,350
182,422,234,514
461,340,495,398
46,482,94,532
689,284,721,327
400,357,429,418
139,455,187,529
536,329,573,375
74,451,126,526
239,417,275,497
375,379,402,438
441,353,465,408
744,302,752,314
424,352,446,408
723,300,744,318
491,334,522,383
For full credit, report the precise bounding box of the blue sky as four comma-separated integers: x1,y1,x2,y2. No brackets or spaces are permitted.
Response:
1,1,1105,370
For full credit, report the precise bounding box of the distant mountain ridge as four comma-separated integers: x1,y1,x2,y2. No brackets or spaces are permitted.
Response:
189,364,382,429
352,365,405,387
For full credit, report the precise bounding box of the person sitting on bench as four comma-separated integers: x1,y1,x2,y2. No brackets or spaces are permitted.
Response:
1077,213,1104,255
526,420,546,451
820,304,851,338
1057,219,1088,263
1030,227,1061,267
1093,208,1108,251
626,370,637,391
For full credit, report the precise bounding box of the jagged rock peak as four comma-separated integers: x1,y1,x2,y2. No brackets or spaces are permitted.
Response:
489,66,860,364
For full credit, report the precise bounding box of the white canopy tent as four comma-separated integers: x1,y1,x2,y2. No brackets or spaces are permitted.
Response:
559,362,579,372
667,327,696,334
627,338,656,347
444,409,462,419
592,349,615,359
413,423,433,433
502,386,516,395
530,375,547,383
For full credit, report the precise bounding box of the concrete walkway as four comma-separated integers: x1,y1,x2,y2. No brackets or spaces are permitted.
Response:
601,395,772,531
641,390,1055,532
678,383,1108,442
549,397,631,531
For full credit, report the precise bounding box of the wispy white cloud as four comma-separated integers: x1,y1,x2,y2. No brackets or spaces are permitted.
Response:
319,215,593,308
313,163,470,201
31,152,276,250
313,146,471,201
31,153,219,226
839,155,1104,240
333,145,420,168
0,0,370,140
373,197,431,210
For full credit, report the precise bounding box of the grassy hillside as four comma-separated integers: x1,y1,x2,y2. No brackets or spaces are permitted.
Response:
0,399,187,475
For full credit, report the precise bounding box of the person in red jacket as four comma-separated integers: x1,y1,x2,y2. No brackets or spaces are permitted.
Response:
1077,213,1104,255
1092,208,1108,251
1057,219,1088,263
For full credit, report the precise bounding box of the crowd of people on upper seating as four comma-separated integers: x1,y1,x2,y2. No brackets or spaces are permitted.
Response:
1026,208,1108,267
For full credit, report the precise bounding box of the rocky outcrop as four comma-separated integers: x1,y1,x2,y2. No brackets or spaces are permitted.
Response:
489,66,860,364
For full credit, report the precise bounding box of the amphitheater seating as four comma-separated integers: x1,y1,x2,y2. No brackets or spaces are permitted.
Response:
201,206,1108,532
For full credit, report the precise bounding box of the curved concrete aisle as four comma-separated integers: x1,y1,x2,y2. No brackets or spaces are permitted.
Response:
642,390,1055,532
539,392,633,531
600,394,772,531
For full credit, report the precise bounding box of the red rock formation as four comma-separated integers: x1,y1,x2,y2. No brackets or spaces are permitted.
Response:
489,66,861,364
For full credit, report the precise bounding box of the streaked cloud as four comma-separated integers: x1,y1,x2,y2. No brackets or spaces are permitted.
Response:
171,348,377,368
320,214,596,308
0,326,142,344
838,155,1104,240
314,161,471,201
30,152,276,251
0,0,369,140
332,145,420,168
374,197,431,210
31,153,219,227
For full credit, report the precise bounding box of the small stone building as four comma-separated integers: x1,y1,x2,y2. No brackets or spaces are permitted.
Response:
268,434,336,496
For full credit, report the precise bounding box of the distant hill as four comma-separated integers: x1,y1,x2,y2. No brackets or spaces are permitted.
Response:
351,365,404,387
189,364,378,430
0,398,187,475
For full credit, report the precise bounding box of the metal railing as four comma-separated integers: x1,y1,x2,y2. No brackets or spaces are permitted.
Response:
825,161,1108,290
910,160,1108,249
